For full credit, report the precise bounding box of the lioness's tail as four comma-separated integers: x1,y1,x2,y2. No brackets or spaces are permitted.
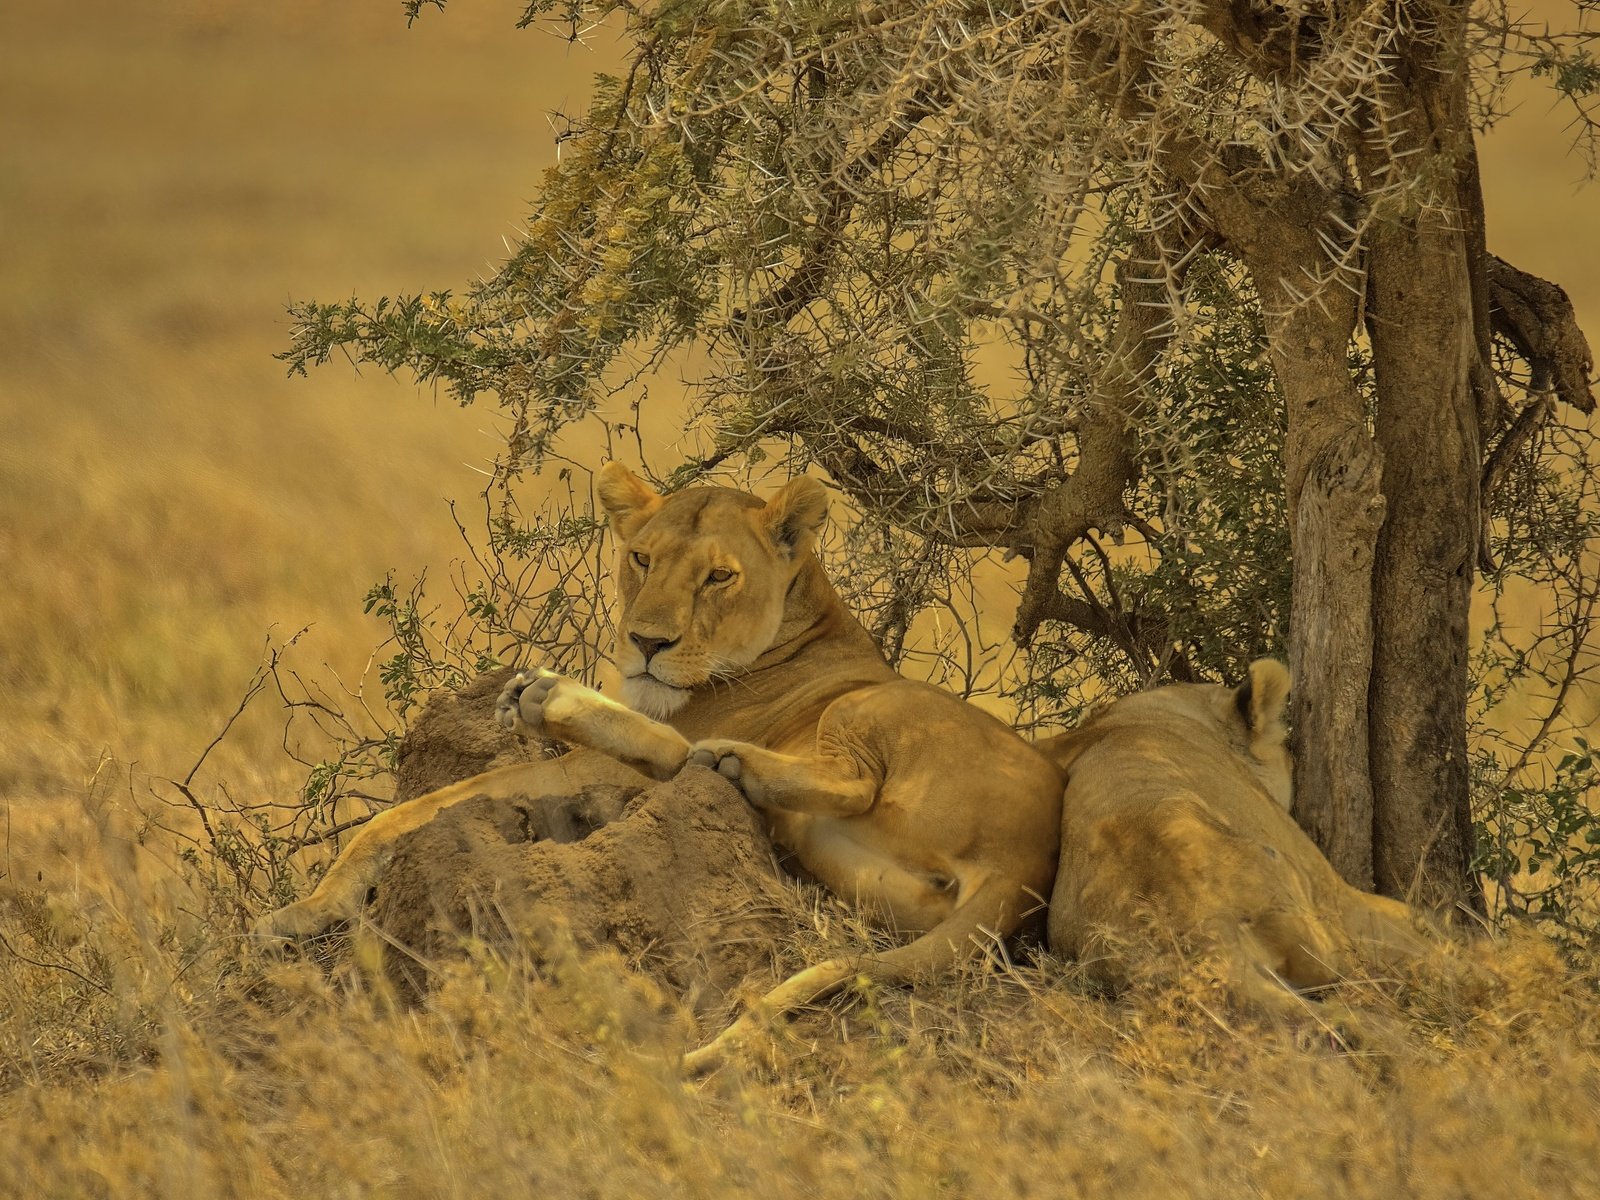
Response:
682,875,1029,1075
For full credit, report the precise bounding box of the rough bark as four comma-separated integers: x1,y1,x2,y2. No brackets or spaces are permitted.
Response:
1365,243,1483,911
1284,427,1385,890
1265,292,1386,890
1361,18,1485,914
1194,162,1387,890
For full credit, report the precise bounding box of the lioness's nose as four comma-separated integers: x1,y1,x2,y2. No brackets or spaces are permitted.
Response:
629,633,678,663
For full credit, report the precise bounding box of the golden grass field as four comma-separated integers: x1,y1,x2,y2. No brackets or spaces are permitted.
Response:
2,2,1599,1196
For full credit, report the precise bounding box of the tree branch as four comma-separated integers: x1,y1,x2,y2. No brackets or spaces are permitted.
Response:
1478,393,1553,573
1011,231,1193,646
1190,0,1327,79
1488,254,1596,415
727,87,945,337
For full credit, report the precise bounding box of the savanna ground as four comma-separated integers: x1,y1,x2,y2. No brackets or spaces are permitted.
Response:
2,2,1599,1196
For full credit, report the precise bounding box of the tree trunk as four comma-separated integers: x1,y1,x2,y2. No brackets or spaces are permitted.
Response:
1235,211,1388,889
1261,281,1386,892
1286,426,1385,890
1361,21,1486,915
1365,222,1482,913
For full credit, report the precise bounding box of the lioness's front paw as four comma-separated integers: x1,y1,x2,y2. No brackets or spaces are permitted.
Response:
687,740,745,784
496,667,568,737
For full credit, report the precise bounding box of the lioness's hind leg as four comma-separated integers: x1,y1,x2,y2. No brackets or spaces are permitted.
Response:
682,874,1025,1075
252,804,415,943
253,764,587,945
498,668,690,780
686,741,877,815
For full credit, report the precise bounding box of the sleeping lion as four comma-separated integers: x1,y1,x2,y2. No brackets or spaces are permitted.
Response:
1038,661,1433,1009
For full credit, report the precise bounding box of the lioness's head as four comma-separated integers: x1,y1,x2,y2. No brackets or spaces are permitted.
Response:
595,462,830,718
1089,659,1295,809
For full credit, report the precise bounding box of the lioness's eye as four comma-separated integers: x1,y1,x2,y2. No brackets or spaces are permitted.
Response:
707,567,735,585
631,550,650,570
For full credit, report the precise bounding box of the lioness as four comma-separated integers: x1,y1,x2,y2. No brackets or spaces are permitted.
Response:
1037,661,1431,1008
256,464,1063,1071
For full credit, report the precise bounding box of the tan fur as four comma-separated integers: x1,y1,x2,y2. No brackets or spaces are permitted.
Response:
1037,661,1431,1010
256,465,1063,1072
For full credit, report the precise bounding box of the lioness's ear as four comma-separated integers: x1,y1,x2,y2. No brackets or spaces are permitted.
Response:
1234,658,1291,738
763,476,829,555
596,462,663,538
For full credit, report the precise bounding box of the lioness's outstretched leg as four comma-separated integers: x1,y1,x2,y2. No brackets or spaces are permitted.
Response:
498,668,691,781
682,874,1028,1075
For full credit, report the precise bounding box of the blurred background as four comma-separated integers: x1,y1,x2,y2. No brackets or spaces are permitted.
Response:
1,0,1595,892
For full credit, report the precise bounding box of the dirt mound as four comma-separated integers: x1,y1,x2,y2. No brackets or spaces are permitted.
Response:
394,666,557,802
373,729,792,1015
371,671,795,1015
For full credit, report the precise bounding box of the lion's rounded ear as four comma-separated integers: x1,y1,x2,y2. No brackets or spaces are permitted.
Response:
596,462,663,538
763,475,830,555
1234,658,1291,737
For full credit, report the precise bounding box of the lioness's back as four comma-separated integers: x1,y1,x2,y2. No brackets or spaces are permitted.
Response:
1038,663,1429,1000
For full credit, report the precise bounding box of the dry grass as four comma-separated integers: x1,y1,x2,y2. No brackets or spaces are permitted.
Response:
3,1,1600,1196
3,815,1598,1200
0,0,612,888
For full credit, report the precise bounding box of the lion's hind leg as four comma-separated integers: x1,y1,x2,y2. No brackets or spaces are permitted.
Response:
1073,801,1353,1009
681,874,1028,1075
252,759,622,944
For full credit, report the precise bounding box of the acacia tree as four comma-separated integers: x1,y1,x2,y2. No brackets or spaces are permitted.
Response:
287,0,1598,915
